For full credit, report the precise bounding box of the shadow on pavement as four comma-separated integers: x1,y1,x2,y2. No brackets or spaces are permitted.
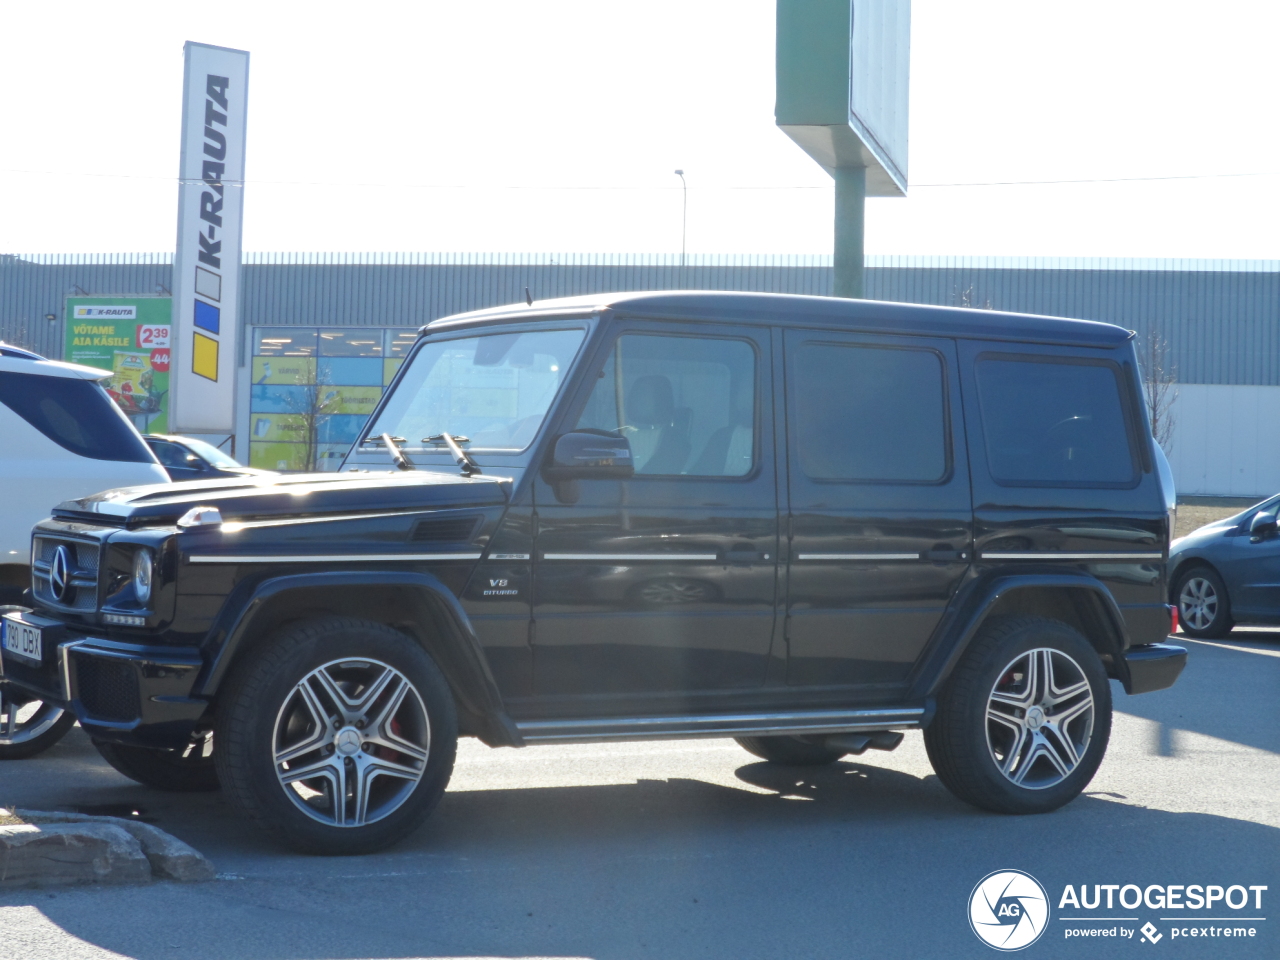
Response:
1115,629,1280,755
1,754,1277,960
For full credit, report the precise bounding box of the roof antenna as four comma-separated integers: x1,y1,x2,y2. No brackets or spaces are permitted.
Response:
525,286,533,306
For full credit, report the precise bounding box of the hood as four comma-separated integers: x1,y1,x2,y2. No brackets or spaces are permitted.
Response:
53,470,510,528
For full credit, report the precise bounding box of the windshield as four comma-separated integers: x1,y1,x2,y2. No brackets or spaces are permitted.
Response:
366,328,586,453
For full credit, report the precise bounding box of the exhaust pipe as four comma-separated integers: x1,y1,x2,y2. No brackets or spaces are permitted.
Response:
822,730,904,755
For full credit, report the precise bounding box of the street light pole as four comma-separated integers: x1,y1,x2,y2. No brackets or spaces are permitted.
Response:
674,169,687,284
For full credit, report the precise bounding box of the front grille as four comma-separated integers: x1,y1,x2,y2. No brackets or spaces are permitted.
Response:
31,536,100,612
411,516,480,542
74,655,139,722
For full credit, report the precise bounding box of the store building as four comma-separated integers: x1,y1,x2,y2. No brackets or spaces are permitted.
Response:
4,252,1280,495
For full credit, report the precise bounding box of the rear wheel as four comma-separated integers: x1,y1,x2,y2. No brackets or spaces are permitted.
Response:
735,735,847,766
93,734,220,792
1176,566,1233,638
215,617,458,855
0,683,75,760
924,616,1111,814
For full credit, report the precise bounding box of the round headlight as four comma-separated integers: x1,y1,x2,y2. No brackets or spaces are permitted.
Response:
132,549,154,605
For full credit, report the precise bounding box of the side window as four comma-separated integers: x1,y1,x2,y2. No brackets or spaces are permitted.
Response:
575,334,756,477
975,356,1137,487
151,441,194,470
792,342,948,483
0,371,154,463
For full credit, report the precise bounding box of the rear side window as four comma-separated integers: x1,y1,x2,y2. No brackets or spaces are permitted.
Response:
975,356,1137,487
0,371,155,463
792,342,949,483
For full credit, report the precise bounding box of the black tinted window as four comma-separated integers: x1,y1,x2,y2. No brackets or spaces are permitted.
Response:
975,357,1136,486
793,343,948,482
0,371,155,463
575,335,756,477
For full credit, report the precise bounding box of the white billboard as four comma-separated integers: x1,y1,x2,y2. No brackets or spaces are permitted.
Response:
170,41,249,434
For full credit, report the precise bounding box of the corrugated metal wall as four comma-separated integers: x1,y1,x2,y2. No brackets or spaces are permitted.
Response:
5,252,1279,385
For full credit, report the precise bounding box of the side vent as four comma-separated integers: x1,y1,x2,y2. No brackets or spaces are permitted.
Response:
411,515,481,543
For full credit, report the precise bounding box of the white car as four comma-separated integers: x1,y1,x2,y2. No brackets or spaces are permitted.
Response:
0,343,169,757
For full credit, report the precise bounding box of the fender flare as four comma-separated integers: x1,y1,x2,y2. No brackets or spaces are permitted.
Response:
193,569,522,746
909,572,1133,699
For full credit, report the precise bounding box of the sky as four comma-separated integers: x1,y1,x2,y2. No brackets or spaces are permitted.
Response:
3,0,1279,258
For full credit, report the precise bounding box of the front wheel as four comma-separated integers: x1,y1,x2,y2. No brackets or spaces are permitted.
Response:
924,616,1111,814
215,617,458,855
0,683,76,760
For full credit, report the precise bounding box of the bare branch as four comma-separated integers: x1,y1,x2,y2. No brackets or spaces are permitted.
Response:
1138,329,1178,453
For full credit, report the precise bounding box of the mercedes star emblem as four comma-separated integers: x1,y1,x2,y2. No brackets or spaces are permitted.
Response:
49,545,72,602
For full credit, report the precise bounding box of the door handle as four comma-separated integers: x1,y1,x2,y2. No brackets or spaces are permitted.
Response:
724,549,770,562
924,548,968,562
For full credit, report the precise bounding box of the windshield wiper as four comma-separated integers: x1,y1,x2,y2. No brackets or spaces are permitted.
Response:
363,433,412,471
424,432,479,476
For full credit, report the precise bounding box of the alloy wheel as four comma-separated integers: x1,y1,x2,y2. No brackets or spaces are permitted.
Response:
0,686,65,745
272,658,430,827
1179,576,1219,631
985,647,1095,790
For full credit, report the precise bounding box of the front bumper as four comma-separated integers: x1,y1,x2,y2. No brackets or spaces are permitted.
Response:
1,610,208,749
1124,642,1187,694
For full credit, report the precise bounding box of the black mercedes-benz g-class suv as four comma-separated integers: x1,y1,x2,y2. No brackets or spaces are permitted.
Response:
0,292,1186,854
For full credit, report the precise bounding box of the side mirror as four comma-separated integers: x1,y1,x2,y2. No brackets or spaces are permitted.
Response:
1250,510,1277,540
544,431,635,482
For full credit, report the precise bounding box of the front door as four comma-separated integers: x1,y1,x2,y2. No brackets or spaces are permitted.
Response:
531,323,779,709
782,329,973,691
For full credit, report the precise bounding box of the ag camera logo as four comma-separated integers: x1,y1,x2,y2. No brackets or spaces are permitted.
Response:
969,870,1050,951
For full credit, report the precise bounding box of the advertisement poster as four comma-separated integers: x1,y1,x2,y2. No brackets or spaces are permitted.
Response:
65,296,173,434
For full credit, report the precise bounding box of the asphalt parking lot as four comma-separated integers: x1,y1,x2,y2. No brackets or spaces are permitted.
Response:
1,631,1276,960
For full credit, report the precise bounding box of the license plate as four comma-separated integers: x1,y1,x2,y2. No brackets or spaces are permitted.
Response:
2,617,42,663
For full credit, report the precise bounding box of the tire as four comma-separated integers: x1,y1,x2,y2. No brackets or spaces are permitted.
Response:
93,735,220,792
1175,566,1233,638
0,682,76,760
735,735,847,766
214,617,458,855
924,616,1112,815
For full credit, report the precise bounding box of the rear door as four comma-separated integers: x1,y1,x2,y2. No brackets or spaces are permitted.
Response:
782,329,972,690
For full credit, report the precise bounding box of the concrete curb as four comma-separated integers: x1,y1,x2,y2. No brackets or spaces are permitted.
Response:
0,809,215,888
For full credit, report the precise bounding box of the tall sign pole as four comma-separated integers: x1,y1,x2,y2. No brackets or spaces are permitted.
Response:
170,41,249,435
776,1,910,298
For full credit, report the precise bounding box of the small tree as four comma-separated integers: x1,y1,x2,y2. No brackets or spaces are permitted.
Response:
1140,330,1178,453
282,368,340,471
952,284,993,310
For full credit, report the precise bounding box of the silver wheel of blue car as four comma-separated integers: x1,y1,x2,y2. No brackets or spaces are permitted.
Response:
985,647,1095,790
1179,576,1219,631
272,657,431,828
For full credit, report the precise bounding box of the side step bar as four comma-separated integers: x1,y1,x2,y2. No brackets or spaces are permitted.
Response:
514,706,927,745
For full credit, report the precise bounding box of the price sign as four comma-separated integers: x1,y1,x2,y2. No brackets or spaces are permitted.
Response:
136,325,171,349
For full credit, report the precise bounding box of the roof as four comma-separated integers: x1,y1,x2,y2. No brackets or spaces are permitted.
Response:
425,291,1135,347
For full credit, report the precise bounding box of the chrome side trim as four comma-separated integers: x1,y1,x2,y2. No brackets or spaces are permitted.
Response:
188,553,483,564
219,507,485,531
795,553,919,561
541,553,719,561
515,706,927,744
980,552,1164,561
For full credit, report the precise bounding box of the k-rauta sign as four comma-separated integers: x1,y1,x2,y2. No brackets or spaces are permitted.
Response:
170,40,249,434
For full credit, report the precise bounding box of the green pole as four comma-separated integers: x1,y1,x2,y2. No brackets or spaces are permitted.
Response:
833,166,866,299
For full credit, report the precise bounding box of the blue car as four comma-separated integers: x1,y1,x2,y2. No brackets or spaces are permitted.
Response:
1168,496,1280,637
